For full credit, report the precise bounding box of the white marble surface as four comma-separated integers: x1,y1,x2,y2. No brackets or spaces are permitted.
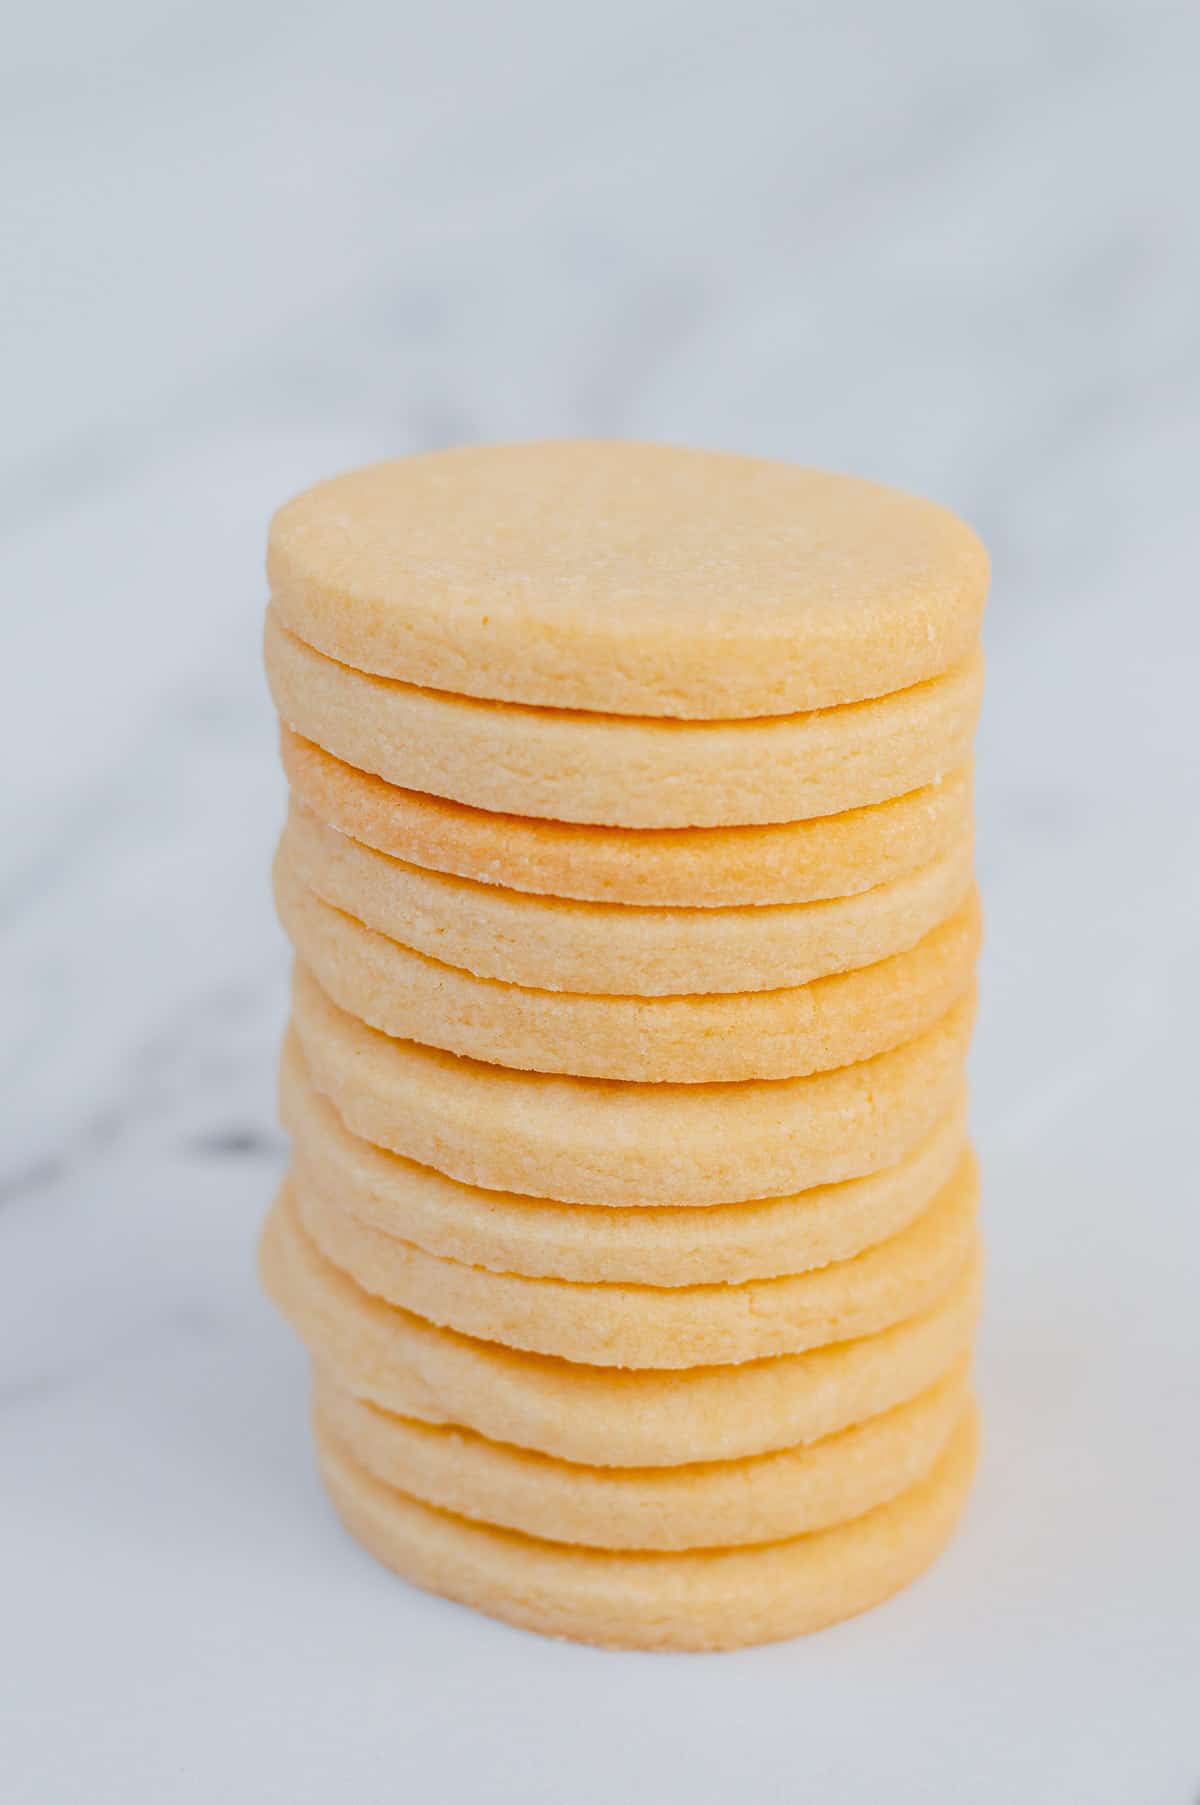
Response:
3,3,1199,1800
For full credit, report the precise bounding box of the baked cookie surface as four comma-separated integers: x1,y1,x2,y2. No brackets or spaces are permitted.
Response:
281,1036,969,1285
289,964,975,1205
280,729,974,909
286,1154,977,1367
276,859,980,1083
259,1195,982,1467
265,609,983,828
267,610,981,826
280,797,974,996
314,1399,979,1650
268,443,988,720
312,1359,970,1551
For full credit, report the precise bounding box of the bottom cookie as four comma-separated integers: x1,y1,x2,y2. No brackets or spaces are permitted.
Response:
314,1403,979,1652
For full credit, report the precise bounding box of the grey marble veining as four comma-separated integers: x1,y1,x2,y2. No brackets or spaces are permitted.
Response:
2,4,1198,1801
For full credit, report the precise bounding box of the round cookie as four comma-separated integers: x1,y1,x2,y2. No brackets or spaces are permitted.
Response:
313,1358,970,1551
289,964,976,1206
265,609,983,829
314,1402,979,1651
281,729,975,909
281,1034,969,1285
268,444,988,720
276,858,980,1083
280,797,975,997
259,1195,982,1466
287,1154,977,1367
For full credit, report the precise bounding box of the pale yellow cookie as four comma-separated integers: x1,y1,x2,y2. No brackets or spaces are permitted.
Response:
266,610,982,831
275,857,980,1083
281,1034,969,1285
279,797,974,997
280,728,975,909
290,965,975,1206
287,1154,977,1367
313,1401,979,1650
259,1196,982,1466
268,443,988,720
313,1357,970,1551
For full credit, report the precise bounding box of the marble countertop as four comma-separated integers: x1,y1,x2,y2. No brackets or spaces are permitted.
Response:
3,4,1198,1800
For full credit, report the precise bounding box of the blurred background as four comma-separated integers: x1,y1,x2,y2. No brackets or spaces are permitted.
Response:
3,4,1198,1801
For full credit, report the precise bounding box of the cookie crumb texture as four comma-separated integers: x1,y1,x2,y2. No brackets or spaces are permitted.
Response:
260,443,986,1647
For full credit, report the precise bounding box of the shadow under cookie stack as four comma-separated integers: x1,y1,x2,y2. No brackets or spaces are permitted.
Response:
259,441,988,1652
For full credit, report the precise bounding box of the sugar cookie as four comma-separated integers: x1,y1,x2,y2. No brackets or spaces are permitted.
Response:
276,859,979,1082
259,1196,982,1466
313,1401,979,1650
281,1035,968,1285
290,965,975,1206
268,444,988,719
313,1358,969,1551
280,729,974,909
280,798,974,997
265,610,983,829
288,1154,977,1367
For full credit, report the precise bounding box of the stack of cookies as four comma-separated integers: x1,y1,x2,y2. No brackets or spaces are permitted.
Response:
259,442,988,1651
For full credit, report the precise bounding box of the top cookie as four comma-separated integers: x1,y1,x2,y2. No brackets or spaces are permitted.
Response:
268,442,988,719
